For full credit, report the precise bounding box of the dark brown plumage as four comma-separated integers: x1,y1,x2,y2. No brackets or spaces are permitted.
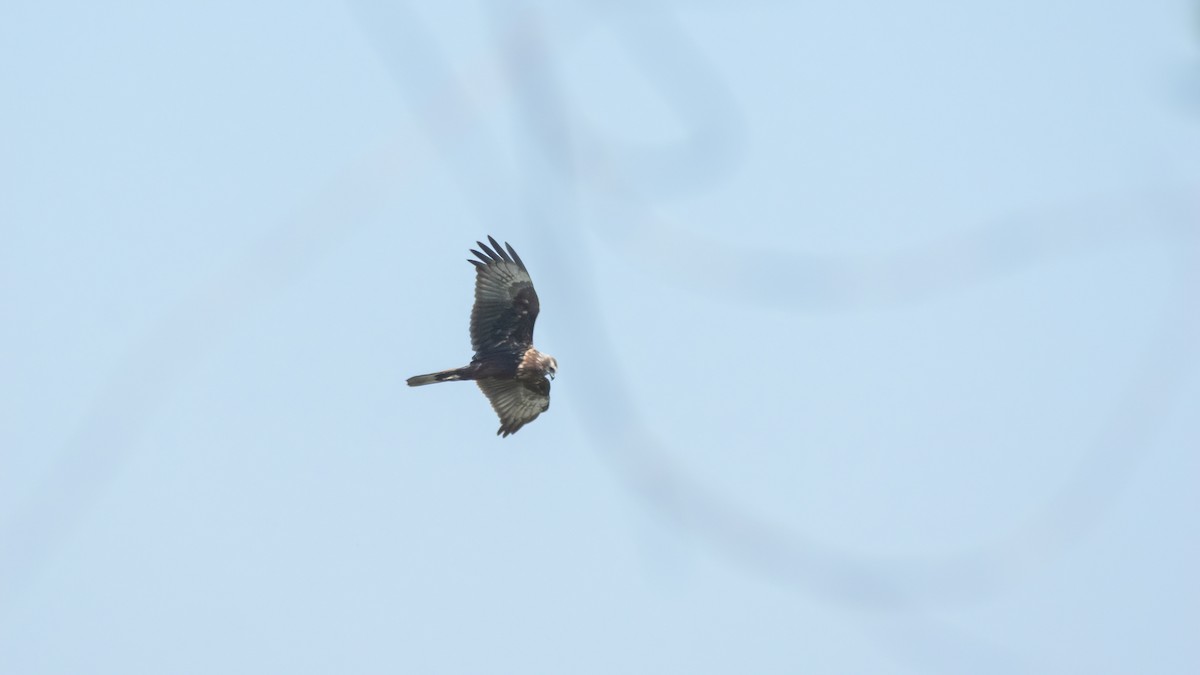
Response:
407,237,557,437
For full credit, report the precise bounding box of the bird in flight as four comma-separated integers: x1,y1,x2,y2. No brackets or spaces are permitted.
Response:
407,236,557,437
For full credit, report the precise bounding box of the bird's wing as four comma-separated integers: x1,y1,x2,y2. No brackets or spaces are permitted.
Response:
468,236,540,354
476,377,550,437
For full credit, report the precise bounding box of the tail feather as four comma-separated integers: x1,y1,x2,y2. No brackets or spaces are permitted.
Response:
407,367,469,387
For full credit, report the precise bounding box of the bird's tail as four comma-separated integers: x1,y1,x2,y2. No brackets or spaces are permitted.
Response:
406,367,470,387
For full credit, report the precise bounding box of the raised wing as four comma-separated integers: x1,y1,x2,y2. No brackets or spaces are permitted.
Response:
468,236,540,354
476,377,550,437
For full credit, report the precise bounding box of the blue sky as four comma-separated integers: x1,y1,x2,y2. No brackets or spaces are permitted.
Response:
2,1,1198,673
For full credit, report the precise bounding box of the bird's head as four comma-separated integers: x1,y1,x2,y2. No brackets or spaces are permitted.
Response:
542,354,558,380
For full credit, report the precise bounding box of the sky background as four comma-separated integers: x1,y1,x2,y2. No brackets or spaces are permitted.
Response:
2,1,1199,673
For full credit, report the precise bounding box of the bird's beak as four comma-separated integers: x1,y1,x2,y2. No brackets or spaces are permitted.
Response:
549,372,556,380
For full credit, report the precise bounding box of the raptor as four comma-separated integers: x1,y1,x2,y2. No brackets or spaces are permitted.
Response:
407,237,557,437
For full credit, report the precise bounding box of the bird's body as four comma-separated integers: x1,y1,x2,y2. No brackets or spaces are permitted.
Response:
406,237,556,437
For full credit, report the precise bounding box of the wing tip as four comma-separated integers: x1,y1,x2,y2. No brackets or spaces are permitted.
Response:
488,235,514,263
473,237,525,269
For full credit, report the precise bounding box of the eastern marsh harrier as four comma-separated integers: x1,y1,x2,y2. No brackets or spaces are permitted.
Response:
407,237,557,437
